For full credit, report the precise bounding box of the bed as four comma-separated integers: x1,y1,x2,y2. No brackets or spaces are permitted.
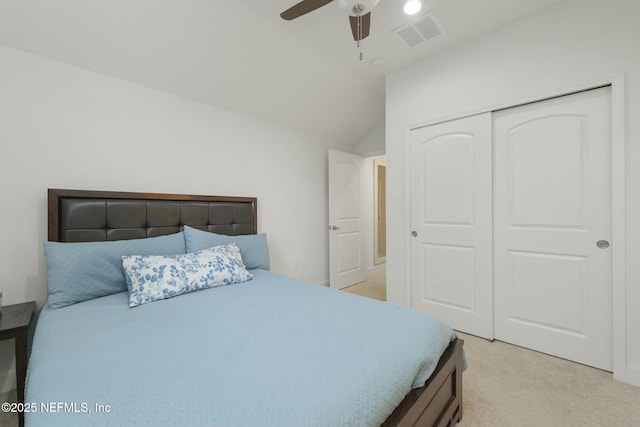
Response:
24,189,464,427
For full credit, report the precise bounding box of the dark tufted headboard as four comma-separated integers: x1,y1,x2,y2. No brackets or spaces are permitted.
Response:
48,189,257,242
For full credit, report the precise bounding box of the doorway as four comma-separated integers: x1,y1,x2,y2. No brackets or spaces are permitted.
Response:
374,159,387,265
329,150,387,292
328,149,367,289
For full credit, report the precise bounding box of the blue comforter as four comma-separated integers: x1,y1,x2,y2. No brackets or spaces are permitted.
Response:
26,270,456,427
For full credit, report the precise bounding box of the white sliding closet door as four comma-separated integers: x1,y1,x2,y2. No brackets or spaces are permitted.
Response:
493,87,612,370
410,113,493,339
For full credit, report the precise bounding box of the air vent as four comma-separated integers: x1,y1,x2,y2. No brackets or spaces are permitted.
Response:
393,13,444,48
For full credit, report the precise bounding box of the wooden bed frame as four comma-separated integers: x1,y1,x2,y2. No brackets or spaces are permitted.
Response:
47,188,464,427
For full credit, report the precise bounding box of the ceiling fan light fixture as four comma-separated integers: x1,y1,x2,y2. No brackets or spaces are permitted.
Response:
337,0,379,16
403,0,422,15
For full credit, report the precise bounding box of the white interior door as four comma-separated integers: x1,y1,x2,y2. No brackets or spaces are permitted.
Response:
328,149,366,289
493,87,612,370
410,113,493,339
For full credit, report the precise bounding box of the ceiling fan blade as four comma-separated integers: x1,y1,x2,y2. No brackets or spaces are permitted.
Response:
281,0,334,20
349,12,371,41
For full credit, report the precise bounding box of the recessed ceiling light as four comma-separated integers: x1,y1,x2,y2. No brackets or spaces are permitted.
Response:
403,0,422,15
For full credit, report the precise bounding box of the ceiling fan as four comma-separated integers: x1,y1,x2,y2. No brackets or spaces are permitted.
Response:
280,0,380,44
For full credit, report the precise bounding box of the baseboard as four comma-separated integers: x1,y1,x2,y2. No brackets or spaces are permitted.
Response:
367,264,386,276
0,369,16,394
316,265,384,289
625,364,640,387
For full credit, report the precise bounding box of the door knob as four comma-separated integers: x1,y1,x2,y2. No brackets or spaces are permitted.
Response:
331,225,341,231
411,231,418,237
596,240,610,249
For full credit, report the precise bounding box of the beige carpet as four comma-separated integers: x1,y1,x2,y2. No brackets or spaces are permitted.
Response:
457,332,640,427
342,271,386,301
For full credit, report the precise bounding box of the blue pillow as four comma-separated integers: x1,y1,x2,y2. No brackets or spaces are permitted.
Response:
44,232,186,309
183,225,270,270
122,243,253,308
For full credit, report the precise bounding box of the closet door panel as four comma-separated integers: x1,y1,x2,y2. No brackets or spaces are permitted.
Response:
493,87,612,371
410,113,493,339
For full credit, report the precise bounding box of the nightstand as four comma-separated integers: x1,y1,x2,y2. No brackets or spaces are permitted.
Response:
0,301,35,427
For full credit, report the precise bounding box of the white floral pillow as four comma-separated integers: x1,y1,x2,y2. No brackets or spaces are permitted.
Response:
122,243,253,307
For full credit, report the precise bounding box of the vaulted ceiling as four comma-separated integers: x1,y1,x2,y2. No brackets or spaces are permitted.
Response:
0,0,563,145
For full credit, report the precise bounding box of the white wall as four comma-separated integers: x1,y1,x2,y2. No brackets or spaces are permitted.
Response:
354,122,385,157
0,45,349,391
386,0,640,385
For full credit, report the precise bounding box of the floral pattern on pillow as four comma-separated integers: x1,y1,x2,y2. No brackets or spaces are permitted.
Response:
122,243,253,307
